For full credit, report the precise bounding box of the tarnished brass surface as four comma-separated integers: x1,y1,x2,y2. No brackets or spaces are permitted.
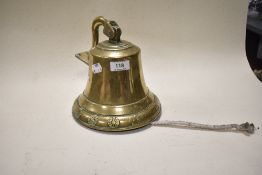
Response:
72,16,161,131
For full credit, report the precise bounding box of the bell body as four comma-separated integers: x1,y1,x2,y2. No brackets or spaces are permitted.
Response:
85,40,148,105
72,17,161,131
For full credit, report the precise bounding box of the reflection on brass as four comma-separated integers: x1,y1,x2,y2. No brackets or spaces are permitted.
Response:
72,16,161,131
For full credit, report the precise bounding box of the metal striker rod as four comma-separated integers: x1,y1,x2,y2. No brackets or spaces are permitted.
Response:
151,120,256,134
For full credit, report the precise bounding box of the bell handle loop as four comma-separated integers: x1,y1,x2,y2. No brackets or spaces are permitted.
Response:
76,17,122,65
92,16,122,47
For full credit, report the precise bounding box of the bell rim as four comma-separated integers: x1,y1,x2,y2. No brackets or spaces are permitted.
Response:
72,92,161,132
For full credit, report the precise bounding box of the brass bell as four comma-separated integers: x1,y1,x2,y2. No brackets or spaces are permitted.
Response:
72,16,161,131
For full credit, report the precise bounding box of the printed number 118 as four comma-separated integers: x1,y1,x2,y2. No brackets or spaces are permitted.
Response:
116,63,124,68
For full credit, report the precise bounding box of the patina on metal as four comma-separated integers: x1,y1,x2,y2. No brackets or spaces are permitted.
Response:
72,16,161,131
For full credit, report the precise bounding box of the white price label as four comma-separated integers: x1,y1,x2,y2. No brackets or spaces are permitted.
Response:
110,60,130,72
92,63,102,74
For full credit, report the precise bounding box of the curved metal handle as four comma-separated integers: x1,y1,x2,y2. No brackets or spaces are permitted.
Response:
92,16,122,47
75,17,122,65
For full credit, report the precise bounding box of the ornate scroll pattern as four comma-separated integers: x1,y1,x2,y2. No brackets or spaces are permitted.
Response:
79,107,99,126
87,116,99,126
107,117,120,128
74,95,161,131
